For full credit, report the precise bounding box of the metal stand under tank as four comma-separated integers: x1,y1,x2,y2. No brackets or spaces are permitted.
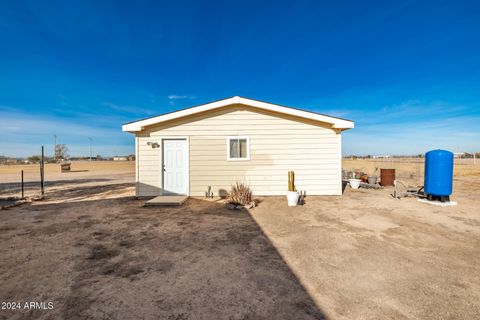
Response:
424,149,453,202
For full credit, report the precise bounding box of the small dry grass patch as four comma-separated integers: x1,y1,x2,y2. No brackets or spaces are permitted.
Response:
226,182,257,209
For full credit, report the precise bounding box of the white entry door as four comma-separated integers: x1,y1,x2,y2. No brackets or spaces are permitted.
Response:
163,139,188,195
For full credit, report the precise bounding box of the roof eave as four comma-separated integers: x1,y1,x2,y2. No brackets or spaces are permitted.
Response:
332,122,355,130
122,124,142,132
121,96,354,133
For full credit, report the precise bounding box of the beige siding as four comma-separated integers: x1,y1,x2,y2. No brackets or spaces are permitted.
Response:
136,104,342,197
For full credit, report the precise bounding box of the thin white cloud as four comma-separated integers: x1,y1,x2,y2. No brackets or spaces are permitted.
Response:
101,102,156,115
57,94,68,106
167,94,196,100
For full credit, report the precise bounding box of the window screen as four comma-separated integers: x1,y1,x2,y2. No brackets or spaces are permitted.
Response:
228,138,249,159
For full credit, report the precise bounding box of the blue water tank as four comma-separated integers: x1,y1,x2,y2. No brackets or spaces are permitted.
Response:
424,149,453,196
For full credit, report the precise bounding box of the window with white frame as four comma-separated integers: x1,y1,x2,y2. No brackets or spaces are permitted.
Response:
227,136,250,160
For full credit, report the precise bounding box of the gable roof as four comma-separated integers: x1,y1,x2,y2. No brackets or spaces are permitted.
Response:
122,96,354,132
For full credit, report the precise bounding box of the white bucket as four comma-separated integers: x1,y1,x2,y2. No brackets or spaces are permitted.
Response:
349,179,361,189
286,191,299,206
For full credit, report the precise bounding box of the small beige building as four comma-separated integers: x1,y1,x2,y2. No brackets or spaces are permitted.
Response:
122,96,354,197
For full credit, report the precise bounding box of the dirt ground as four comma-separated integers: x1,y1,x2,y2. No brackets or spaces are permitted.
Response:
0,168,324,320
249,159,480,319
1,160,480,319
0,160,135,176
0,161,134,199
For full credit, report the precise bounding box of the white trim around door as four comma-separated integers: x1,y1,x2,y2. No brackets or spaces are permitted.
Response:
162,137,189,195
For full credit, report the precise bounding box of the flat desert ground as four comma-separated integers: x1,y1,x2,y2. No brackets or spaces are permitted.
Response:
0,160,479,319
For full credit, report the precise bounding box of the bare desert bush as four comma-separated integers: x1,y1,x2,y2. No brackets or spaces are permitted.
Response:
227,182,254,207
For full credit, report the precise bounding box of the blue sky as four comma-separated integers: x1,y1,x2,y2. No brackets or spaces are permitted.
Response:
0,0,479,157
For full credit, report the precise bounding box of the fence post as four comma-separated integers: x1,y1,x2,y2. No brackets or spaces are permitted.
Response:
40,146,45,197
21,170,24,199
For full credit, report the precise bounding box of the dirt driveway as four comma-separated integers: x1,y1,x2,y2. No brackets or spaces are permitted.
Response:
0,179,324,320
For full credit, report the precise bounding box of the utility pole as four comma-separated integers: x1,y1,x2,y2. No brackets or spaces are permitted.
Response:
53,134,57,161
88,137,93,161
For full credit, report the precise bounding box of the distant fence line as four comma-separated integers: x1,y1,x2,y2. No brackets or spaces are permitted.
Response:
342,157,478,186
343,158,477,165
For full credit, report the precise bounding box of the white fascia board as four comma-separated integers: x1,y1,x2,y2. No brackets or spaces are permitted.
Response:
122,96,354,132
122,97,237,132
237,97,354,129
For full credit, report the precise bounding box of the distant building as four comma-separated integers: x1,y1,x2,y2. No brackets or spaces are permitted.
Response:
372,155,391,159
113,156,128,161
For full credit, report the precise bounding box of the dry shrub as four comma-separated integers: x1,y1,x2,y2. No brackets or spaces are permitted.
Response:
227,182,253,206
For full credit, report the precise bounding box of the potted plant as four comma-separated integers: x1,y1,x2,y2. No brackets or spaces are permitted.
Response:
348,170,361,189
286,171,299,206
